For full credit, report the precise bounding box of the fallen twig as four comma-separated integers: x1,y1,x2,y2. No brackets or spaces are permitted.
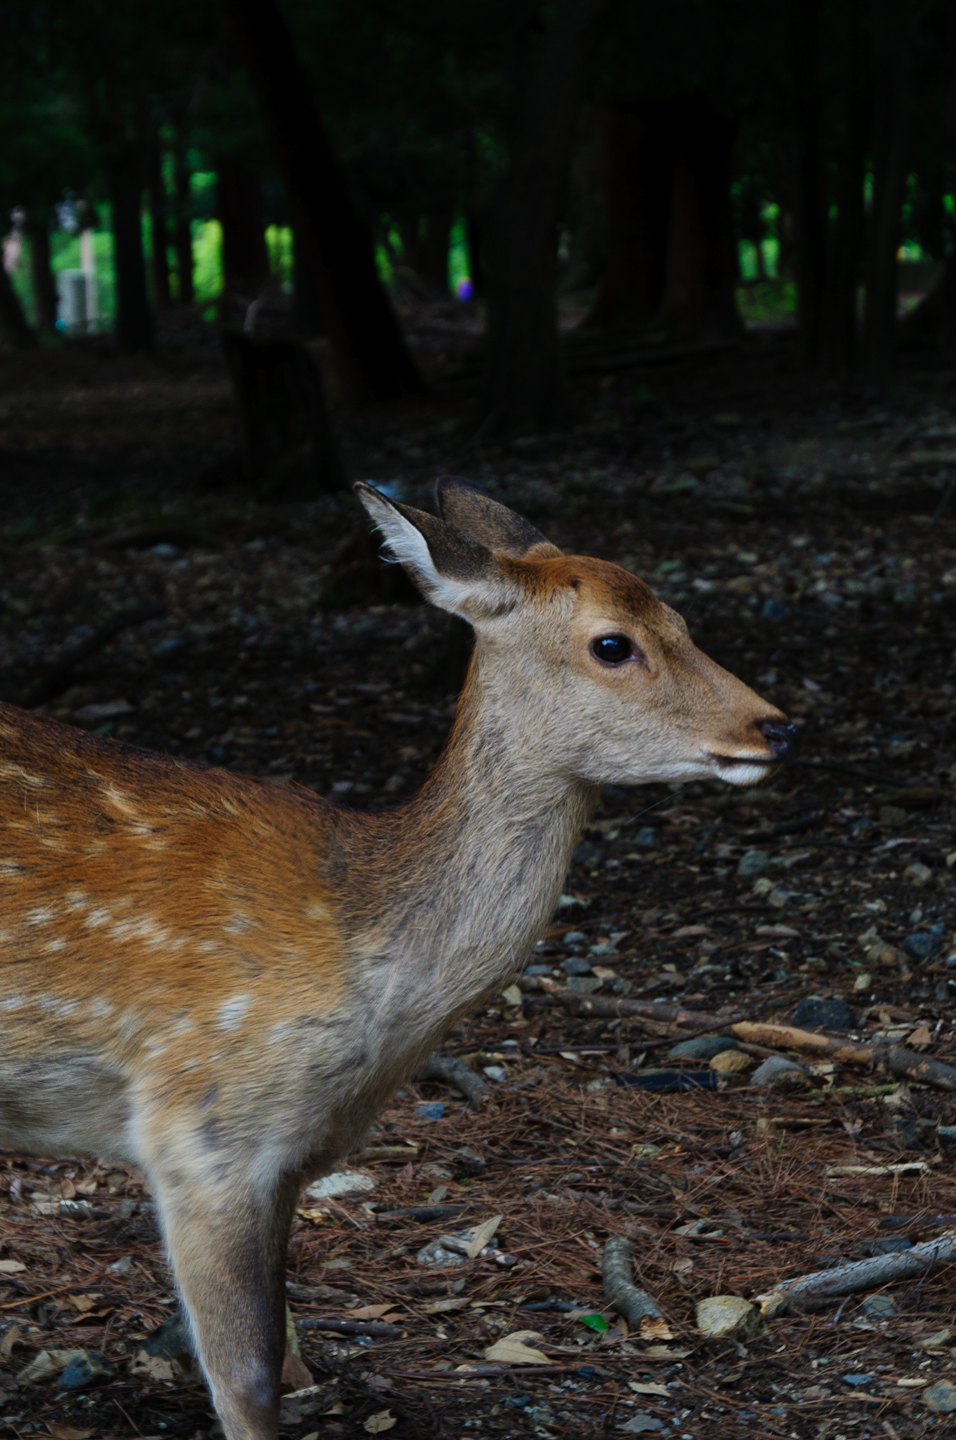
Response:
733,1022,956,1091
757,1228,956,1316
602,1236,663,1327
538,980,742,1033
14,600,165,708
414,1053,491,1109
298,1317,404,1338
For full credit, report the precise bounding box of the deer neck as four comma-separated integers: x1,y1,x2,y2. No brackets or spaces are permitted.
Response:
340,649,598,1021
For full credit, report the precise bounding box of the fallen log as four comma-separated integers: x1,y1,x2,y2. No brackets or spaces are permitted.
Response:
757,1229,956,1317
733,1022,956,1091
602,1236,664,1327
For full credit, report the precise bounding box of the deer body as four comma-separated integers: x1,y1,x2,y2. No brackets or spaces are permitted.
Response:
0,479,798,1440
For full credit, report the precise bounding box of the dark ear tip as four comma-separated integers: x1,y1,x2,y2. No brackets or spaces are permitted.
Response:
435,474,488,515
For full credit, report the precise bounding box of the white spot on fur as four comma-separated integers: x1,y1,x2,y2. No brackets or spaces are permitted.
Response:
26,907,55,926
44,938,67,954
65,890,90,912
0,994,25,1010
90,998,113,1018
217,994,252,1032
305,901,328,920
85,908,110,929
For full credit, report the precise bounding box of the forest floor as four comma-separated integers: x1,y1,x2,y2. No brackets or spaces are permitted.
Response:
0,315,955,1440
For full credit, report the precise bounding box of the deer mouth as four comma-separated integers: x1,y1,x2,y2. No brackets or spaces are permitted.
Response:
704,751,780,785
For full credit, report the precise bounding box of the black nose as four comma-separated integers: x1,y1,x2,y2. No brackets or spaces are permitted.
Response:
757,718,801,762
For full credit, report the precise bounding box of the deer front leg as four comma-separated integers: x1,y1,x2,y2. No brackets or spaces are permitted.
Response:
147,1161,301,1440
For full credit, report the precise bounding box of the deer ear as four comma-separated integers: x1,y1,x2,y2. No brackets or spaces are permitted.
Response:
354,482,519,619
435,475,560,558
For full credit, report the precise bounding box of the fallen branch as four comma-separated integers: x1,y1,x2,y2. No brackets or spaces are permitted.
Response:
537,980,742,1034
415,1053,491,1109
602,1236,663,1327
757,1228,956,1317
15,601,165,708
733,1022,956,1092
298,1317,404,1338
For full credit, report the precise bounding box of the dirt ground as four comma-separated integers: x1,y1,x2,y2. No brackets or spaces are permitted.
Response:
0,316,955,1440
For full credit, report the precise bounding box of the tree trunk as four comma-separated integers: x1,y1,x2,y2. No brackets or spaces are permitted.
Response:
585,107,670,330
26,214,58,332
820,0,867,374
654,98,742,341
0,260,36,349
862,0,920,388
788,0,827,367
399,214,451,296
291,202,326,336
217,155,270,301
145,137,171,309
479,0,615,436
173,138,195,305
225,0,423,403
105,138,154,353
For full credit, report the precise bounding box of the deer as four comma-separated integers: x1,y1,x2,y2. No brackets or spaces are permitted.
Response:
0,477,798,1440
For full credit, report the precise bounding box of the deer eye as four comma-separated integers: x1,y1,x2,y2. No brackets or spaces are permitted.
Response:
591,634,633,665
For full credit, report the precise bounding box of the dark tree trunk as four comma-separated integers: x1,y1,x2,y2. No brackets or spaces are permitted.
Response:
291,202,326,336
105,138,154,353
145,137,171,309
862,0,920,388
225,0,423,403
0,261,36,348
586,107,671,330
479,0,615,435
173,138,195,305
221,331,344,494
898,255,956,350
26,214,58,332
217,155,270,300
821,0,868,374
654,98,742,341
789,0,827,366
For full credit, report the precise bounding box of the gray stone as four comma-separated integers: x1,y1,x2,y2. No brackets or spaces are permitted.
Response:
618,1414,664,1434
57,1352,116,1390
737,849,770,878
635,826,657,847
751,1056,810,1090
903,932,941,961
921,1380,956,1414
668,1036,739,1061
696,1295,766,1341
562,955,593,976
859,1294,896,1317
566,975,602,994
937,1125,956,1153
792,997,855,1031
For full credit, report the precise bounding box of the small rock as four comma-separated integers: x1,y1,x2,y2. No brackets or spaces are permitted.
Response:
305,1170,376,1200
737,849,770,878
415,1239,467,1267
709,1049,753,1074
415,1102,446,1120
482,1067,506,1084
635,826,657,847
903,862,933,887
565,975,602,994
792,997,855,1031
937,1125,956,1153
573,840,604,867
843,1373,873,1388
589,942,618,957
563,955,593,976
57,1351,116,1390
923,1328,953,1349
868,941,900,969
921,1380,956,1414
751,1056,810,1090
562,930,587,944
618,1414,664,1434
696,1295,765,1341
668,1036,739,1061
859,1294,896,1317
904,932,941,961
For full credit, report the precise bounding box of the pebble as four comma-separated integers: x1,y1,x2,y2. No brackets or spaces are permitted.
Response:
618,1415,664,1434
562,931,587,944
792,997,854,1031
737,849,770,878
563,956,594,976
751,1055,810,1089
937,1126,956,1152
922,1328,953,1349
843,1373,872,1387
709,1049,752,1074
668,1036,739,1061
860,1294,896,1317
415,1102,446,1119
481,1067,507,1084
903,862,933,887
921,1380,956,1414
635,826,657,847
695,1296,764,1341
904,932,941,961
57,1351,116,1390
566,975,602,994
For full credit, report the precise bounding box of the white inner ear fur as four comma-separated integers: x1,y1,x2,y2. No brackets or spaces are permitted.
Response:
360,489,501,619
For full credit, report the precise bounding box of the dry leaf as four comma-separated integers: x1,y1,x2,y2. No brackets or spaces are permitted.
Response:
130,1351,175,1382
465,1214,502,1260
421,1297,470,1314
363,1411,397,1434
0,1325,22,1359
348,1304,395,1320
483,1332,550,1365
643,1345,691,1358
639,1316,677,1341
908,1024,932,1049
628,1382,670,1398
67,1294,102,1313
0,1260,26,1274
281,1352,313,1389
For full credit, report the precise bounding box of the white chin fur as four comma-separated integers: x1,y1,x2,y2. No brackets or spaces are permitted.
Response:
708,758,776,787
